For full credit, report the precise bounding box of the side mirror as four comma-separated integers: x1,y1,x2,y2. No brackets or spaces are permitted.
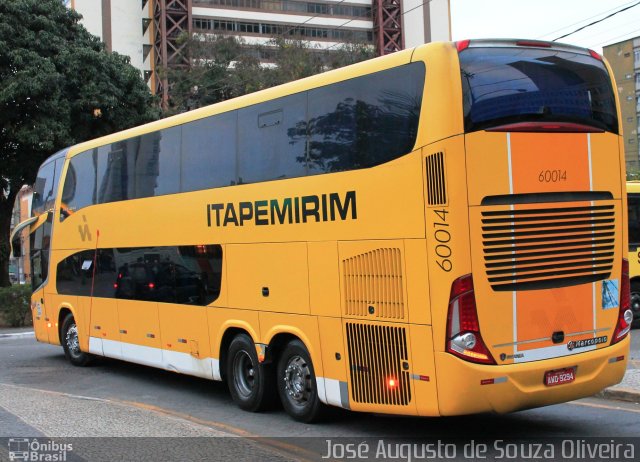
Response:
9,214,42,258
11,234,22,258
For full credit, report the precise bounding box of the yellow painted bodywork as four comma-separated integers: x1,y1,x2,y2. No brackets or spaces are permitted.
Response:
627,181,640,279
35,41,629,417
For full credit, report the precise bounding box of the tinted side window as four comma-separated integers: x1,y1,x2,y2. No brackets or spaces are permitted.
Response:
182,112,237,192
56,250,96,297
97,144,126,203
32,159,64,215
238,93,308,184
305,63,424,174
133,128,181,198
93,249,117,298
62,149,98,215
56,245,222,306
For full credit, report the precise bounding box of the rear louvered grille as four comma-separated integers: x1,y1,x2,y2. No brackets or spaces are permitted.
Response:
425,152,447,205
346,323,411,406
343,248,405,319
481,204,615,291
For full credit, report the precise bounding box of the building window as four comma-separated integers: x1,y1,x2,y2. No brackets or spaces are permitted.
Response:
630,138,636,144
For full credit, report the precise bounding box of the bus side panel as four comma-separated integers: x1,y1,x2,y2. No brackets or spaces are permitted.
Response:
409,324,440,416
317,317,349,407
422,136,472,354
308,241,341,318
226,243,310,315
159,303,212,377
404,239,431,325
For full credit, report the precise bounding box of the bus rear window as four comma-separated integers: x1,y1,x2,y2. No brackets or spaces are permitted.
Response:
459,47,618,133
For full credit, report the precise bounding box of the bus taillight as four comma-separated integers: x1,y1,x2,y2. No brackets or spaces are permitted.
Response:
612,259,633,344
446,274,496,365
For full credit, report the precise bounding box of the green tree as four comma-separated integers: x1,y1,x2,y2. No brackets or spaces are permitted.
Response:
0,0,159,287
164,34,375,114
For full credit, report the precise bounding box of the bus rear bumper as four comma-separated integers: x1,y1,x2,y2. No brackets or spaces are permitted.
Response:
434,336,630,416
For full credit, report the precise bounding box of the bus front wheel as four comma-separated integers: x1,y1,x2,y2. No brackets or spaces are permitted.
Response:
61,314,92,367
277,339,324,423
226,334,276,412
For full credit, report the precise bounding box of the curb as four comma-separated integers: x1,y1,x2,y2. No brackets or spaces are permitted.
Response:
0,331,35,339
596,387,640,403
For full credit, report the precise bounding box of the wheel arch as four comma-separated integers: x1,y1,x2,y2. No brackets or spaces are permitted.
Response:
56,304,76,346
262,326,323,378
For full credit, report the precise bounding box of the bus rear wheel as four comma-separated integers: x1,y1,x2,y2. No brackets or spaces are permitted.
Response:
61,314,92,367
277,339,324,423
226,334,276,412
631,281,640,328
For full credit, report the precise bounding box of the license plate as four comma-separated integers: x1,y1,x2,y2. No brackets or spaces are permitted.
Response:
544,367,576,387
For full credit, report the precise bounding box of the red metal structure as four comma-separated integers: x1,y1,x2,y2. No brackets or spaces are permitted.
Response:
153,0,192,108
373,0,404,56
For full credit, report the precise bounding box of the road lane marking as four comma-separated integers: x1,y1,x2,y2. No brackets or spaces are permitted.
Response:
569,400,640,414
0,331,35,339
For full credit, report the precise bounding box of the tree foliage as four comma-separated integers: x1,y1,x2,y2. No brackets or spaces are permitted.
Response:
0,0,159,286
165,34,375,114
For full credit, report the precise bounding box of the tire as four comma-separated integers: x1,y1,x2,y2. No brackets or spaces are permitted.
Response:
277,339,324,423
61,313,92,367
226,334,276,412
631,281,640,328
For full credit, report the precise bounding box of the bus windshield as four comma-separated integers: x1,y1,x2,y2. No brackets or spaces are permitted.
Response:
459,47,618,133
32,150,67,216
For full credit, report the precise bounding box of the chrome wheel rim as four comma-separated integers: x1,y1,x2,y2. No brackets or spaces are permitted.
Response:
233,351,255,397
66,324,81,358
283,355,311,406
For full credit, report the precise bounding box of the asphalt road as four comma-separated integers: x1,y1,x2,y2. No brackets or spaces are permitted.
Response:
0,334,639,461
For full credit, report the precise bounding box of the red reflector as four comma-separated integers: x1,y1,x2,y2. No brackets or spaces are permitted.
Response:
480,378,495,385
516,40,552,48
589,49,603,61
456,39,470,52
616,356,625,362
419,375,430,382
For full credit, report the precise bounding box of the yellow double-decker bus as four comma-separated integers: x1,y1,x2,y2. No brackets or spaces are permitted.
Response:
14,39,632,421
626,181,640,326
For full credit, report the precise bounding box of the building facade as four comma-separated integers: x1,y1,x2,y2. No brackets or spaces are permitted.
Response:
604,37,640,171
70,0,451,101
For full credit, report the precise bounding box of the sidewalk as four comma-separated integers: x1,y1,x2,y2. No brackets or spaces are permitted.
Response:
598,361,640,403
0,326,35,339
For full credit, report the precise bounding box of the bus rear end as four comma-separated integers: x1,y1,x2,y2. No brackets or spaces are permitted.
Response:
435,40,631,415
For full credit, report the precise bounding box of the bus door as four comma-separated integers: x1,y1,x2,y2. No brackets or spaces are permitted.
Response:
29,213,54,343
